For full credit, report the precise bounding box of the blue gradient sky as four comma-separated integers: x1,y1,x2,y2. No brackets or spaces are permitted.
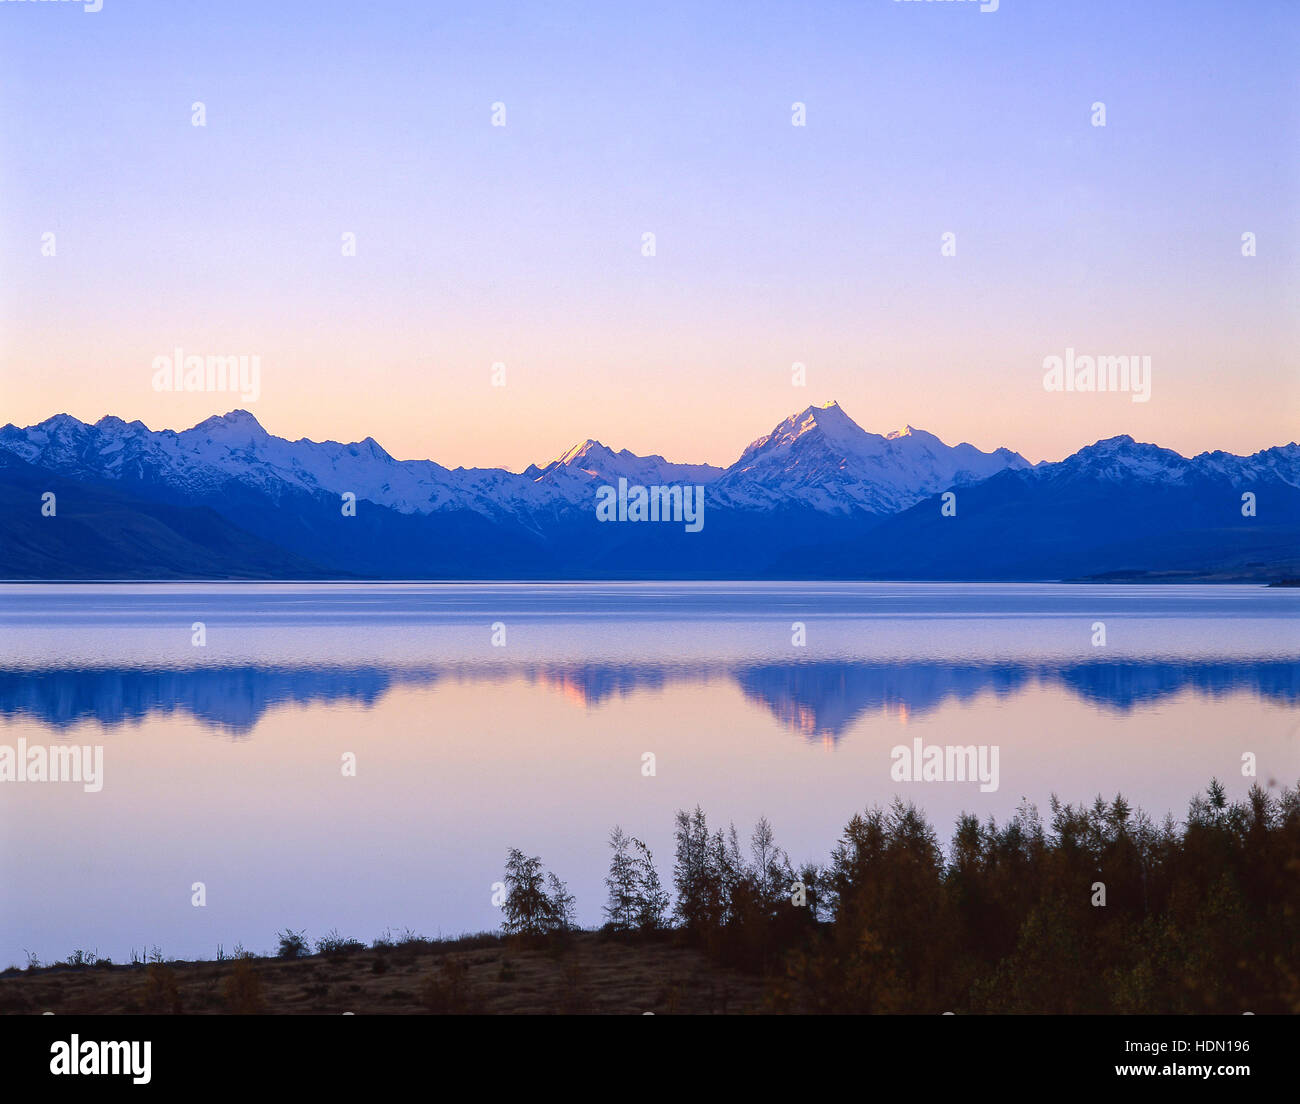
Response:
2,0,1296,469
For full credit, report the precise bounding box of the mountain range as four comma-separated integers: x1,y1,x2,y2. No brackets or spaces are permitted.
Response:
1,401,1297,580
3,659,1295,737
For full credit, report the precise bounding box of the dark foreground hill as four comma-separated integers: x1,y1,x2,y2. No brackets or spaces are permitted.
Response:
0,932,761,1015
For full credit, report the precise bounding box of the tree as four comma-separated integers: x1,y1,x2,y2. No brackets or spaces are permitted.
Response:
715,823,748,924
603,827,639,931
751,816,794,916
631,837,671,932
673,806,713,931
502,849,552,936
547,872,576,932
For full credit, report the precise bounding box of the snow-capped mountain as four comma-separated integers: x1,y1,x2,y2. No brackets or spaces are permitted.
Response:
2,403,1296,581
713,401,1031,514
1041,434,1300,489
777,430,1300,582
0,410,514,518
522,440,724,501
0,401,1024,521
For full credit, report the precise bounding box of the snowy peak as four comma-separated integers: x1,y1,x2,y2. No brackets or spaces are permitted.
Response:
38,413,89,431
1046,435,1300,489
191,409,265,433
541,438,620,474
527,437,723,489
885,424,922,441
93,415,150,435
557,439,610,466
25,413,92,445
1191,443,1300,490
737,400,866,462
183,409,271,447
1052,435,1190,484
719,401,1030,515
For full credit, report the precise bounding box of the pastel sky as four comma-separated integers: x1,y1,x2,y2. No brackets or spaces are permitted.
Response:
1,0,1296,471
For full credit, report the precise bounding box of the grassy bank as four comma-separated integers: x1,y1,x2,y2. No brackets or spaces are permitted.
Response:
0,930,764,1015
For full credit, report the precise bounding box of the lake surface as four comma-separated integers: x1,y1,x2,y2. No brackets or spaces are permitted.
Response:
2,582,1297,967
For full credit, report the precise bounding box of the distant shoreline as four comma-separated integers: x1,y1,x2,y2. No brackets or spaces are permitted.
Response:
1,576,1291,586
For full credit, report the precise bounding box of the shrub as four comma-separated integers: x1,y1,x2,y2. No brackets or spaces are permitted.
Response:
276,928,310,959
315,929,366,957
419,957,478,1014
222,957,264,1014
139,964,181,1014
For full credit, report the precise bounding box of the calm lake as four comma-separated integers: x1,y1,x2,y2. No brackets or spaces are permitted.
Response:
2,582,1297,967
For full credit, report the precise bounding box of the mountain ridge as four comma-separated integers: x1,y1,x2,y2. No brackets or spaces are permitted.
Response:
0,401,1036,522
2,402,1296,581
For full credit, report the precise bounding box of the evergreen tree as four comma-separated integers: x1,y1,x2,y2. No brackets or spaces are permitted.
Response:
751,816,795,916
501,849,552,936
631,836,670,932
603,827,639,931
546,872,576,932
673,806,713,931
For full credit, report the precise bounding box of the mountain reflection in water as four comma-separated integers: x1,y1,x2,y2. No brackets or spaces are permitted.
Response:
4,658,1296,739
